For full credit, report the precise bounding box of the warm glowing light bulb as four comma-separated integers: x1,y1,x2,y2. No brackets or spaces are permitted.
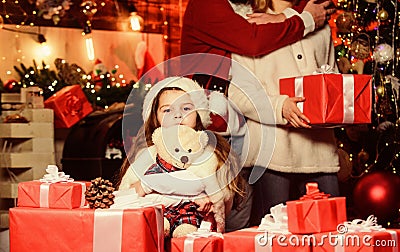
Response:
376,86,385,95
85,36,95,61
83,25,95,61
129,12,144,31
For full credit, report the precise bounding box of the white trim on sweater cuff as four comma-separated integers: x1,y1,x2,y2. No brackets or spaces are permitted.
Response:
300,11,315,36
282,8,315,37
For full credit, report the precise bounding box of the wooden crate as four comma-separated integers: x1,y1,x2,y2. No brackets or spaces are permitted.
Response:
0,211,9,229
0,183,18,199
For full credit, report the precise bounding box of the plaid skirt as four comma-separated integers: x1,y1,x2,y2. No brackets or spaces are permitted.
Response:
164,200,203,235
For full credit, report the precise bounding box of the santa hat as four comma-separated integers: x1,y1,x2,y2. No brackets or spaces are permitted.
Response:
142,77,212,127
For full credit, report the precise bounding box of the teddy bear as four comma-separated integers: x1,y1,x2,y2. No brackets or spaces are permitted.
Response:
144,124,226,238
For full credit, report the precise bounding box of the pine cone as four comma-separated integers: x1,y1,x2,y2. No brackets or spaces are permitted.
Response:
85,177,115,209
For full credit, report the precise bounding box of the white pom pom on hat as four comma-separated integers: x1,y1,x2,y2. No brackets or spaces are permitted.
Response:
142,77,212,127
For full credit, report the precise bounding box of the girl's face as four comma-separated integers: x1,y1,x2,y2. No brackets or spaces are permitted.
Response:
156,89,197,128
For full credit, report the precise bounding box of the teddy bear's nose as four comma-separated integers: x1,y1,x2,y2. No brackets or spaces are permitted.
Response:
180,156,189,164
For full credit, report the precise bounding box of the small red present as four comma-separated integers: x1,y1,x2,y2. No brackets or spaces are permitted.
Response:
9,206,164,252
312,229,400,252
17,180,90,209
169,234,223,252
287,183,347,234
223,227,311,252
279,73,372,125
44,85,93,128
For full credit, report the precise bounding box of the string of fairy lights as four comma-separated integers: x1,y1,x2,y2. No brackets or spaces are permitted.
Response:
332,0,400,177
0,0,171,108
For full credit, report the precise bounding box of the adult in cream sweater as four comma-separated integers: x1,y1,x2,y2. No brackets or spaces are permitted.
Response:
229,0,340,223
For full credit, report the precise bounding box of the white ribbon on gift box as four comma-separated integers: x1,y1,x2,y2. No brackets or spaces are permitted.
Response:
38,165,87,207
257,203,289,234
294,65,355,124
313,64,336,74
39,165,74,183
93,209,124,252
252,204,291,252
334,215,398,252
93,205,164,252
183,221,223,252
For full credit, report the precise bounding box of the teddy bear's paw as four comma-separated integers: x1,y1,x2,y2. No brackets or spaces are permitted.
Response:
164,218,171,238
172,224,198,238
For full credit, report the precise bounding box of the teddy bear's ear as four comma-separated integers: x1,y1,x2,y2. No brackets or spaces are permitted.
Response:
198,131,209,148
152,127,163,145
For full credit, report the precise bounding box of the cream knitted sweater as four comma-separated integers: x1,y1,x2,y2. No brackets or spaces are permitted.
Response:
229,4,340,173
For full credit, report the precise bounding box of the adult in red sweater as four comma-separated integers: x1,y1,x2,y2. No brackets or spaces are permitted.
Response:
180,0,335,91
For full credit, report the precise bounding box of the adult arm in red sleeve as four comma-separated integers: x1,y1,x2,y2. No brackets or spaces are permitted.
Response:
181,0,308,57
293,0,308,13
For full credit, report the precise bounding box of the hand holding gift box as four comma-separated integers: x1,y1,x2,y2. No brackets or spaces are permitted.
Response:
287,182,347,234
279,65,372,125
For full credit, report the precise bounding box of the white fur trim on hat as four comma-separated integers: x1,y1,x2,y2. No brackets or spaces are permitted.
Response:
142,77,212,127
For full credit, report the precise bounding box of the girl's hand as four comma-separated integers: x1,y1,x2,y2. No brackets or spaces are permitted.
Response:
194,195,213,214
246,13,285,24
282,97,311,128
129,181,146,197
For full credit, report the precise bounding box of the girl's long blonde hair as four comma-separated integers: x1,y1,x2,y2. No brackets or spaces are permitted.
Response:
114,87,245,205
253,0,298,12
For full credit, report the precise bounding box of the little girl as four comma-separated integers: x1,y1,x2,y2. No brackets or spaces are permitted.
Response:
114,77,246,237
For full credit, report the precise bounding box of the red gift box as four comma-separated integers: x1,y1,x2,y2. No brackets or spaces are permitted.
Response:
223,227,311,252
44,85,93,128
169,235,223,252
9,206,164,252
312,229,400,252
279,74,372,125
287,183,347,234
17,180,90,209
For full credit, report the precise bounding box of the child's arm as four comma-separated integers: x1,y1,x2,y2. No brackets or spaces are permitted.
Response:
118,146,156,190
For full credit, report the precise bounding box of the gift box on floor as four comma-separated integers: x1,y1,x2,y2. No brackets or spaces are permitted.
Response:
17,180,90,209
9,206,164,252
223,227,311,252
169,235,223,252
312,229,400,252
44,85,93,128
286,183,347,234
279,73,372,125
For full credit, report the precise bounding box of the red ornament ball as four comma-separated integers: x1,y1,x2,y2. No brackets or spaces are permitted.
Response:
353,171,400,222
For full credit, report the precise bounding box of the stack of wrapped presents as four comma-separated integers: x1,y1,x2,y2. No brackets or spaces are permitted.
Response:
10,177,399,251
9,166,164,252
8,72,400,251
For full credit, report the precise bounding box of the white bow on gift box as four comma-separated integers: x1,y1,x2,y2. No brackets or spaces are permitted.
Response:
183,221,223,252
257,203,290,234
341,215,386,232
313,64,336,74
39,164,74,183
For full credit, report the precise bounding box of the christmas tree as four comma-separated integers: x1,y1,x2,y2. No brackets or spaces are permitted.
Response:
331,0,400,226
0,58,147,110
